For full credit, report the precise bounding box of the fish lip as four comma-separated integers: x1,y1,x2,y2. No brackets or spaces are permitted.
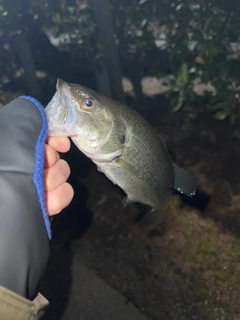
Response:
55,79,70,125
57,78,69,105
46,78,74,135
57,78,64,89
56,78,67,93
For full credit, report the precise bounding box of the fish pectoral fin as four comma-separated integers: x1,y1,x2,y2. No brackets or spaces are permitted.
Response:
97,166,102,173
172,163,197,197
113,157,143,179
137,208,162,227
122,196,136,207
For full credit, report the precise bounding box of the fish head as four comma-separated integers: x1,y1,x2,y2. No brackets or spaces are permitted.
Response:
46,79,114,146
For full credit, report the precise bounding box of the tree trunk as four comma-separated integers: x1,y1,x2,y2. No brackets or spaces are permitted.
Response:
91,0,125,103
13,34,41,99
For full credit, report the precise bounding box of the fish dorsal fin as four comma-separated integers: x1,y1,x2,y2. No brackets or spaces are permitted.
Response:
172,163,197,197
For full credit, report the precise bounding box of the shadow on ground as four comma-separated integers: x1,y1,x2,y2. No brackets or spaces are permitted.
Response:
40,143,93,320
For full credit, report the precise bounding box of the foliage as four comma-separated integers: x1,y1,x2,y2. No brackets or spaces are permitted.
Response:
0,0,99,83
0,0,240,123
110,0,240,123
164,0,240,123
28,0,100,67
0,1,20,82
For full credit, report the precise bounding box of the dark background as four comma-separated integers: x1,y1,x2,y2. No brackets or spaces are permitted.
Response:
1,0,240,319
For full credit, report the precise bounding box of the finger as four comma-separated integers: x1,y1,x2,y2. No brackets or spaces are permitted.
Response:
44,144,60,168
46,136,71,153
46,182,74,215
44,159,71,192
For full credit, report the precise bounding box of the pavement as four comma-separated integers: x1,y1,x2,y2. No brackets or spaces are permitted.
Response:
61,258,151,320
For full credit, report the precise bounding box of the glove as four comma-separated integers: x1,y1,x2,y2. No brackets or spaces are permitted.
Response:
0,97,51,318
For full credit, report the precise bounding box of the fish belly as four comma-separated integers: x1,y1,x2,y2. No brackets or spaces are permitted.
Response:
93,160,167,209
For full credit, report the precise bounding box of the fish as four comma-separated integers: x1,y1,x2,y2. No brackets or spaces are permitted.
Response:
45,78,197,225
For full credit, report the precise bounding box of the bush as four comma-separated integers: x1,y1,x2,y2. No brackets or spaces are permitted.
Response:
0,0,240,123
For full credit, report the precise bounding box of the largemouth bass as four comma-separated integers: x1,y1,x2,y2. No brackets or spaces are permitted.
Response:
45,79,197,225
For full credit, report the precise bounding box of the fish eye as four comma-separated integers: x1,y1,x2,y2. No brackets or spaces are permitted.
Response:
83,98,97,110
86,100,92,107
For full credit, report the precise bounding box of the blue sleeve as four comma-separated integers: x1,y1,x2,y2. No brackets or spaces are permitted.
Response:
19,96,51,239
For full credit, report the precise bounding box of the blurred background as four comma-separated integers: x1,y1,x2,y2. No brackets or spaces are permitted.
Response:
1,1,240,319
1,0,240,125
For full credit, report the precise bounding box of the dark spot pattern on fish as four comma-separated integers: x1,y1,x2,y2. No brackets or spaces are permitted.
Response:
120,135,125,144
45,78,198,227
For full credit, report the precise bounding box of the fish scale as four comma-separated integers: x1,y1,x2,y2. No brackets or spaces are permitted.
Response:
45,79,197,226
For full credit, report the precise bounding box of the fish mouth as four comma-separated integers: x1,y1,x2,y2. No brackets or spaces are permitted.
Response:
57,78,65,90
55,78,70,124
45,78,74,136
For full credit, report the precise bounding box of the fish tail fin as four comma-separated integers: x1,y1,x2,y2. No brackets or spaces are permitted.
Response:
173,163,197,197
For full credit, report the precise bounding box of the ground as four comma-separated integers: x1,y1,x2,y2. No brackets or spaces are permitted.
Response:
39,92,240,320
1,83,240,319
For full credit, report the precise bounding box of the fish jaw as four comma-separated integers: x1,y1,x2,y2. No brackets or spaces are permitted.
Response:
45,79,79,137
45,79,120,158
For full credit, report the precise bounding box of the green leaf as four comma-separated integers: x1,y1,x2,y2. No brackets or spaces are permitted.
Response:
172,95,184,112
53,13,61,23
179,63,188,84
214,110,230,121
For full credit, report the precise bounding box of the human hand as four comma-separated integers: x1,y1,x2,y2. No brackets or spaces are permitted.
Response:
0,96,76,308
44,136,74,216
